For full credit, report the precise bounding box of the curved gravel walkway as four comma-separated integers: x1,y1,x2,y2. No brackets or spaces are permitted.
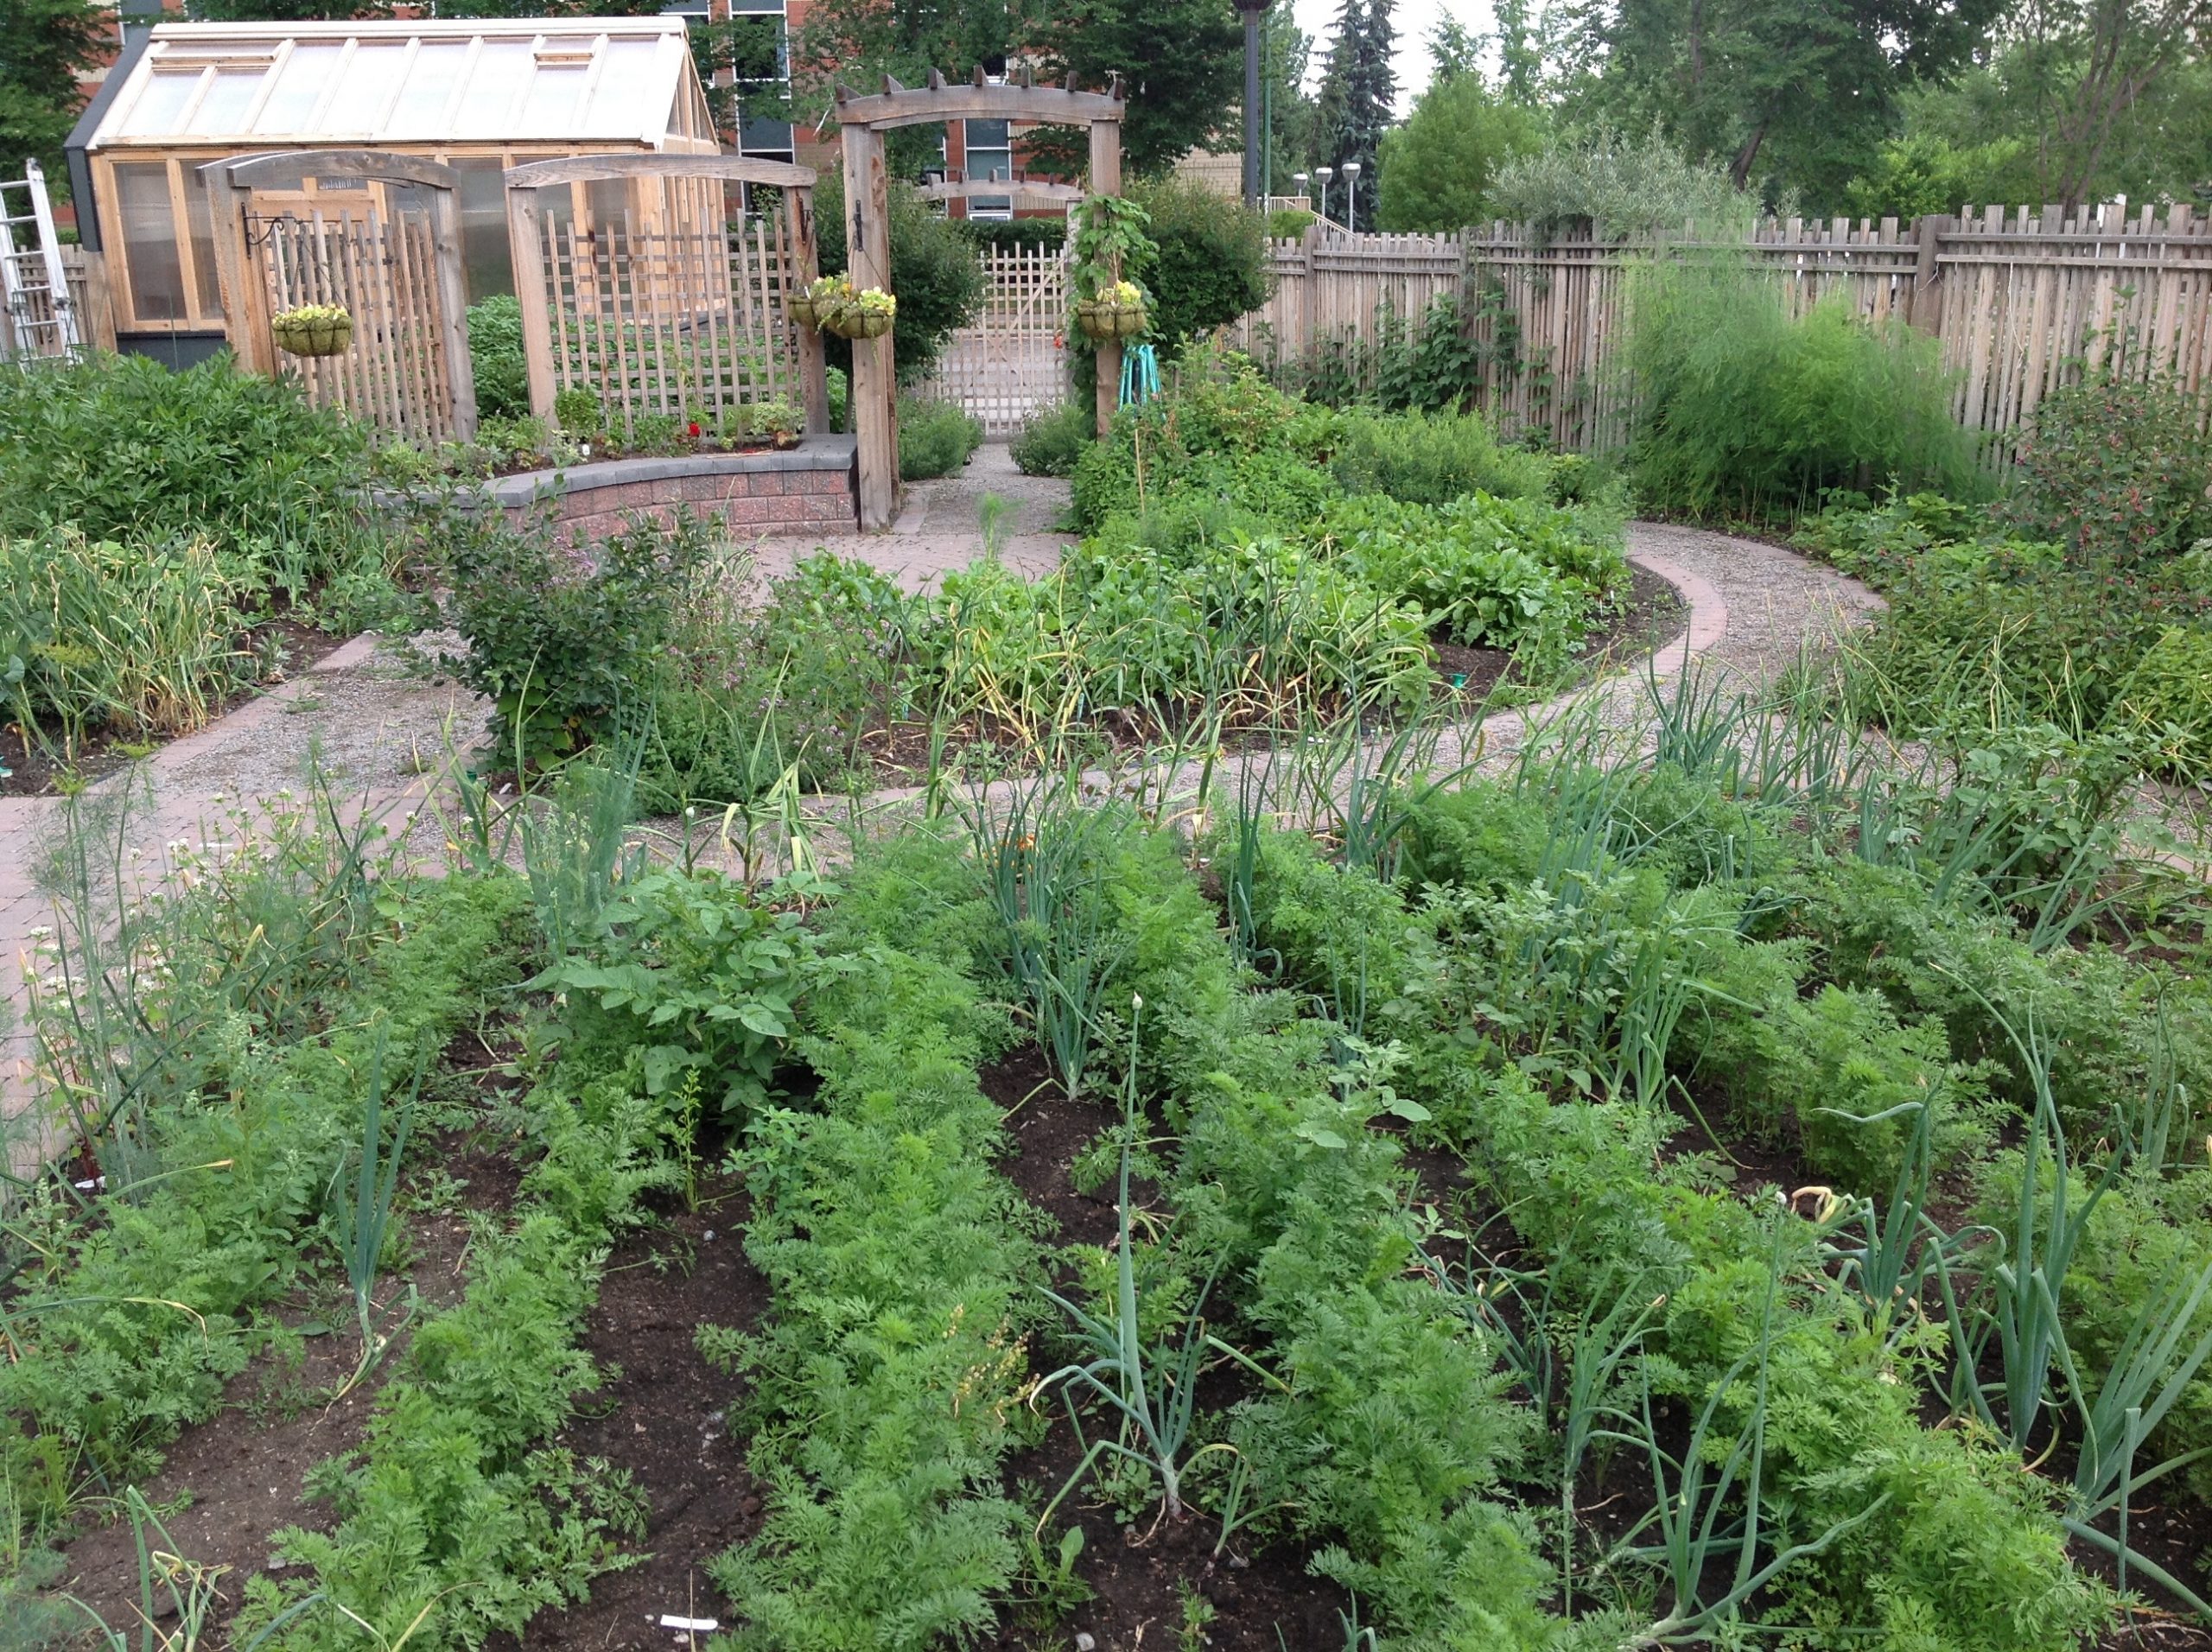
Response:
0,505,1879,1131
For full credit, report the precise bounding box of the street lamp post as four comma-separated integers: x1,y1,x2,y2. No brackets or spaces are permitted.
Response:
1235,0,1274,208
1342,159,1361,233
1314,165,1333,226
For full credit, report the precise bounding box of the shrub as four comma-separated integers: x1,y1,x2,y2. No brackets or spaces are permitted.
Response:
467,295,529,420
444,512,714,766
814,175,984,377
1376,76,1545,233
1266,207,1315,238
2001,367,2212,561
0,353,372,594
951,217,1065,254
1489,124,1756,239
1329,407,1555,504
898,396,982,480
1010,399,1095,477
1841,133,2033,224
1126,177,1268,353
1622,258,1985,520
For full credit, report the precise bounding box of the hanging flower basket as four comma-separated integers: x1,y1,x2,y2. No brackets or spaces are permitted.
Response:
790,275,849,332
271,304,354,357
821,286,896,340
1074,282,1150,341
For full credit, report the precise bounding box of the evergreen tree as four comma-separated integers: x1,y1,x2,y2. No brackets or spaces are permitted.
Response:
0,0,105,187
1315,0,1395,226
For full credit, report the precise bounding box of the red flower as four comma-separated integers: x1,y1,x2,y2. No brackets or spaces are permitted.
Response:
688,421,702,438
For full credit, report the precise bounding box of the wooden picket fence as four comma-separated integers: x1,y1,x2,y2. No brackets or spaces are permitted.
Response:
1230,203,2212,458
916,241,1071,435
254,206,461,445
532,213,805,442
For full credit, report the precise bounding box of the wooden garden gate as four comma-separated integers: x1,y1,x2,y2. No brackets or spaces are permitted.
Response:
204,151,475,444
919,240,1072,435
503,155,829,443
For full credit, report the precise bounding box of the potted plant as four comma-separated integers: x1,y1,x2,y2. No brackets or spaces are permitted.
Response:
270,302,354,357
753,397,804,448
823,286,896,340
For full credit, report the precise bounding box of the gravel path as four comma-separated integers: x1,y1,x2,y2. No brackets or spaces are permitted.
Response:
0,489,1879,1135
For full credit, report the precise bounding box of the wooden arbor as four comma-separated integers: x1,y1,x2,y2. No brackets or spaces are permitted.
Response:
834,71,1127,531
502,154,830,442
204,149,476,443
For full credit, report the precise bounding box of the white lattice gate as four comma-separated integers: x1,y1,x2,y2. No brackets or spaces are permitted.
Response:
922,242,1070,435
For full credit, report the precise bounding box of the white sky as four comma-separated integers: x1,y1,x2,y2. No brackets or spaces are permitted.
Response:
1290,0,1491,114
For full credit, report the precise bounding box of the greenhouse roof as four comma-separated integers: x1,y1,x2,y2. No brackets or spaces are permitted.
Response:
83,19,712,150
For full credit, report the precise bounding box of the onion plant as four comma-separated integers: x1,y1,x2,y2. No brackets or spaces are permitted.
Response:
967,773,1124,1097
1036,1001,1262,1523
1956,1005,2121,1451
2056,1256,2212,1615
1809,1097,1985,1340
328,1028,425,1397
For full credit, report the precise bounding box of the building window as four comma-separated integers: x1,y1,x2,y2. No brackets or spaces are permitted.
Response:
963,118,1013,219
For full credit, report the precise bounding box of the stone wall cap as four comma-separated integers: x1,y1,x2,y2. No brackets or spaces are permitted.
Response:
482,435,858,505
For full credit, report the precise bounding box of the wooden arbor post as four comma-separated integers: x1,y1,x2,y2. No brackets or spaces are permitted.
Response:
202,149,476,440
501,154,828,435
832,70,1128,532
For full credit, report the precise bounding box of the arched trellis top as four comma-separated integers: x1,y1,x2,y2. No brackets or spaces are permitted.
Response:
209,149,462,194
832,71,1125,132
501,149,831,438
201,148,476,441
836,69,1128,530
917,180,1084,207
503,153,817,190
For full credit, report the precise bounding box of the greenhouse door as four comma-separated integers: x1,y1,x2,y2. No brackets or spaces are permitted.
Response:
203,150,476,445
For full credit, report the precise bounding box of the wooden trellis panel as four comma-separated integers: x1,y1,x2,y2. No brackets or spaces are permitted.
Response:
535,212,804,442
254,206,460,445
917,241,1069,435
1230,206,2212,461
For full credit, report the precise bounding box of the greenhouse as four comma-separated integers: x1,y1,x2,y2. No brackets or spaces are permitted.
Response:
64,16,719,359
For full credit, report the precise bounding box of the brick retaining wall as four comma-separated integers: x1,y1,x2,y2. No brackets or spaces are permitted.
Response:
476,436,858,541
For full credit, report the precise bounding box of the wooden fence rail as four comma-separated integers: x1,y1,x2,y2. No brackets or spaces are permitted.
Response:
1229,204,2212,458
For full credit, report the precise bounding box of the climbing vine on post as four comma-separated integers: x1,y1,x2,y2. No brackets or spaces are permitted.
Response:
1070,195,1157,349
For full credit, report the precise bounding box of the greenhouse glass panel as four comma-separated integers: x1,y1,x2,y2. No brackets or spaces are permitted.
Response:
185,68,265,137
452,41,534,138
582,40,659,133
254,44,343,135
184,164,222,317
518,63,589,130
116,161,187,321
332,43,409,137
390,41,471,133
452,156,512,300
119,68,206,138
